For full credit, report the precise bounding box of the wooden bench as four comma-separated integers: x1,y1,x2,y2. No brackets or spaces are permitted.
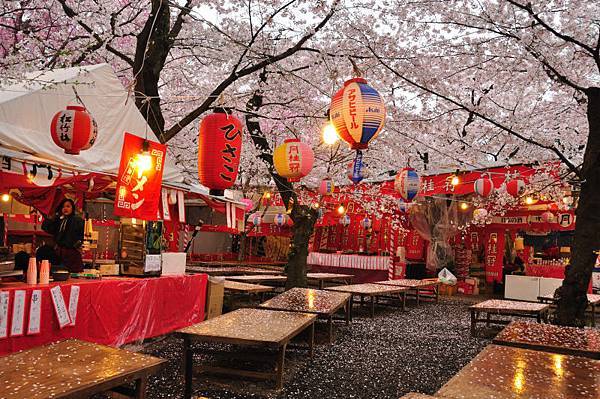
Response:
306,272,354,289
223,274,288,284
187,266,282,275
0,339,165,399
259,287,351,343
374,279,440,305
538,293,600,327
325,283,408,318
223,280,275,294
469,299,550,336
493,320,600,359
177,308,316,395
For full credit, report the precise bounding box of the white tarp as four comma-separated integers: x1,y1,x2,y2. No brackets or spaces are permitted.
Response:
0,63,182,182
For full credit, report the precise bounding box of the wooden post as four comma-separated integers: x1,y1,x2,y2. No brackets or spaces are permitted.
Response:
275,344,286,389
183,336,193,399
134,377,147,399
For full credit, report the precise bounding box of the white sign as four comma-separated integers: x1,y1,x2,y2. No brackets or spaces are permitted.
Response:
10,290,26,336
50,286,71,328
68,286,80,326
0,292,9,338
177,190,186,223
161,189,171,221
144,254,162,273
27,290,42,335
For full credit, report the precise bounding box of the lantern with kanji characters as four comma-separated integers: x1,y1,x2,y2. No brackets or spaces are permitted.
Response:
347,160,369,184
474,177,494,197
274,213,287,227
506,179,525,198
340,214,351,226
198,108,243,196
362,217,372,229
249,212,262,226
273,138,314,182
541,211,555,223
319,178,335,196
395,168,420,202
50,105,98,155
330,78,386,150
241,198,254,212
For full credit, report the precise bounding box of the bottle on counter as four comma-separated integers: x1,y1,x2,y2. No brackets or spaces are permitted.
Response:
39,260,50,284
26,257,37,285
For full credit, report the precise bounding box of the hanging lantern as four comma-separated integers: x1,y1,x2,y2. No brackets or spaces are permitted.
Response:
514,236,525,251
473,208,488,219
274,213,287,227
168,190,178,205
398,200,410,213
339,214,351,226
362,217,372,229
319,178,335,196
249,212,262,226
506,179,526,197
50,105,98,155
198,108,243,196
474,177,494,197
347,161,369,184
240,198,254,212
394,168,420,202
541,211,556,223
273,138,314,182
330,78,386,150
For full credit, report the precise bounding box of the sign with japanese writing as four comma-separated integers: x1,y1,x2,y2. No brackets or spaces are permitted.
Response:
114,133,167,220
161,189,171,221
10,290,26,336
485,231,505,283
27,290,42,335
50,285,71,329
68,286,80,327
0,292,8,338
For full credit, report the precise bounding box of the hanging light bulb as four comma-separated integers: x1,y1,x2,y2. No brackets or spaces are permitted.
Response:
451,175,460,186
1,193,10,202
460,202,470,211
337,204,345,214
134,141,152,178
322,122,339,145
525,196,535,205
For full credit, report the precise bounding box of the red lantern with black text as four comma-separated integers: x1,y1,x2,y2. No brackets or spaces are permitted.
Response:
198,108,243,196
50,105,98,155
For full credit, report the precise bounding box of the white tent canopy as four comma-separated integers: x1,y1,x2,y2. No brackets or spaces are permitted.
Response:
0,63,182,182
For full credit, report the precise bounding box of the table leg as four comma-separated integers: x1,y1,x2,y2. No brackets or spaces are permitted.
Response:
134,377,147,399
183,336,193,399
592,304,596,327
470,309,477,337
360,295,365,307
345,299,351,325
416,289,421,306
486,312,491,327
319,280,324,289
370,296,375,318
349,296,354,322
402,291,406,311
275,344,286,390
309,322,315,358
537,312,542,323
435,284,439,303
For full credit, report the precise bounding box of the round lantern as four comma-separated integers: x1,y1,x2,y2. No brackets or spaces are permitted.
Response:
319,178,335,196
473,208,488,219
249,213,262,226
394,168,420,202
274,213,287,227
339,214,351,226
347,161,369,184
50,105,98,155
474,177,494,197
362,217,372,229
330,78,386,150
273,138,314,182
240,198,254,212
506,179,526,198
198,108,243,196
541,211,555,223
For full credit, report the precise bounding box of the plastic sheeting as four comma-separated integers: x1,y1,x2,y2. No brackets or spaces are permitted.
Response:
0,274,207,355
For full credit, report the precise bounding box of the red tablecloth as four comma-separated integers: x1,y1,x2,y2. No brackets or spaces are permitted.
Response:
526,264,565,279
0,274,207,356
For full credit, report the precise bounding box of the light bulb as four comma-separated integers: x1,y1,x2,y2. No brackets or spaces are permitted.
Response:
460,202,469,211
322,122,339,145
1,193,10,202
337,205,345,214
451,175,460,186
525,196,534,205
134,152,152,178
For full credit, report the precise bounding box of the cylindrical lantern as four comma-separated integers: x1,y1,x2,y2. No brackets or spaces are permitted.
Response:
274,213,287,227
474,177,494,197
240,198,254,212
339,214,351,226
198,108,243,196
347,161,369,184
541,211,555,223
506,179,525,198
514,236,525,251
330,78,386,150
362,217,372,229
319,178,335,196
394,168,420,202
50,105,98,155
249,212,262,226
273,138,314,182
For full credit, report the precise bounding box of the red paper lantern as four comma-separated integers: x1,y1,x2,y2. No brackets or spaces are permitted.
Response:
273,139,314,182
198,108,243,195
319,178,335,196
50,105,98,155
474,177,494,197
506,179,525,198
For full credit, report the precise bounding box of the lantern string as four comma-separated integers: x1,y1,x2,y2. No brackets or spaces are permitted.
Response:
348,57,362,78
71,87,88,109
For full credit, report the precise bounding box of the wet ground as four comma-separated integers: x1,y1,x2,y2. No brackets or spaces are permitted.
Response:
129,296,491,399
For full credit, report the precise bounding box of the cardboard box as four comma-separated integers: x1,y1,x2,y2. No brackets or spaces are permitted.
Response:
206,277,224,320
99,264,119,276
161,252,186,275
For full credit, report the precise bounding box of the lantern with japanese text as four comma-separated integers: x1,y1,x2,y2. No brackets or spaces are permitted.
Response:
241,198,254,212
339,214,351,226
395,168,420,202
273,138,314,182
274,213,287,227
362,217,372,229
198,108,243,196
541,211,556,223
319,178,335,196
50,105,98,155
347,161,369,184
506,179,526,198
474,177,494,197
249,212,262,226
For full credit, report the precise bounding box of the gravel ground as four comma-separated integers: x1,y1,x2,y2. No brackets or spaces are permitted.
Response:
127,296,491,399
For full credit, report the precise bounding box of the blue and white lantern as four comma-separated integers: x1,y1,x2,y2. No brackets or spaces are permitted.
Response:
250,212,262,226
339,214,351,226
274,213,287,227
362,217,372,229
394,167,420,202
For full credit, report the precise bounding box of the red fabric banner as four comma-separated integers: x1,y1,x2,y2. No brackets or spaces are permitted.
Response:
484,230,505,283
0,275,207,355
114,133,167,220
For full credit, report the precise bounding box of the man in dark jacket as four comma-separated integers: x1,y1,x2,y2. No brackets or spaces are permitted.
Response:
41,198,84,272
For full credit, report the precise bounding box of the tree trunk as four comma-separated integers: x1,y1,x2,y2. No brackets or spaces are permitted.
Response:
286,204,318,289
555,87,600,326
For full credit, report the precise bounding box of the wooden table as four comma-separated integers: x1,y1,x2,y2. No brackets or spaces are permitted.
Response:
399,394,438,399
223,274,288,284
469,299,550,337
374,279,440,305
493,321,600,359
436,344,600,399
325,283,409,318
187,266,282,275
224,280,275,294
0,339,165,399
177,308,316,395
307,272,354,289
538,293,600,326
259,287,351,343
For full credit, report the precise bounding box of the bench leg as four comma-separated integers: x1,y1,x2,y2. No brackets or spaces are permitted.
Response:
349,296,354,322
134,377,147,399
183,336,193,399
345,299,351,325
486,312,491,327
275,344,286,390
416,289,421,306
309,322,315,358
435,285,439,303
402,291,406,311
370,296,375,318
319,280,324,289
470,309,477,337
328,316,334,344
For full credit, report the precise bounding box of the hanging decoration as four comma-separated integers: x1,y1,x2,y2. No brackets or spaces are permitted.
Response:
347,160,369,184
394,168,420,202
319,178,335,196
197,108,243,196
249,213,262,226
362,217,372,229
339,214,351,226
274,213,287,227
541,211,556,223
167,190,178,205
50,105,98,155
506,179,526,197
273,138,314,182
474,177,494,197
240,198,254,212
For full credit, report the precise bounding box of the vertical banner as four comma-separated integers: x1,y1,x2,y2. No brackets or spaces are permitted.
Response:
485,230,505,283
68,286,80,326
177,190,186,223
161,189,171,221
0,292,8,338
114,133,167,220
10,290,26,337
50,286,71,329
27,290,42,335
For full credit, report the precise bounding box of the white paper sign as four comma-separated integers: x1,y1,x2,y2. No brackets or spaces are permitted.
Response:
68,286,80,326
0,292,9,338
161,189,171,221
10,290,26,336
27,290,42,335
177,190,186,223
50,286,71,328
144,254,162,273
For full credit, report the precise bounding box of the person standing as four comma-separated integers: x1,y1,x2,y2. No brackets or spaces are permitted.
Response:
41,198,84,273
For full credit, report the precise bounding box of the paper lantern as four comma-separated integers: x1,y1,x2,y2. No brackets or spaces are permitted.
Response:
347,161,369,184
198,108,243,195
319,178,335,196
330,78,386,150
240,198,254,212
274,213,287,227
514,236,525,251
541,211,555,223
50,105,98,155
273,138,314,182
506,179,525,197
339,215,351,226
473,208,488,219
474,177,494,197
394,168,420,202
249,212,262,226
362,217,372,229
